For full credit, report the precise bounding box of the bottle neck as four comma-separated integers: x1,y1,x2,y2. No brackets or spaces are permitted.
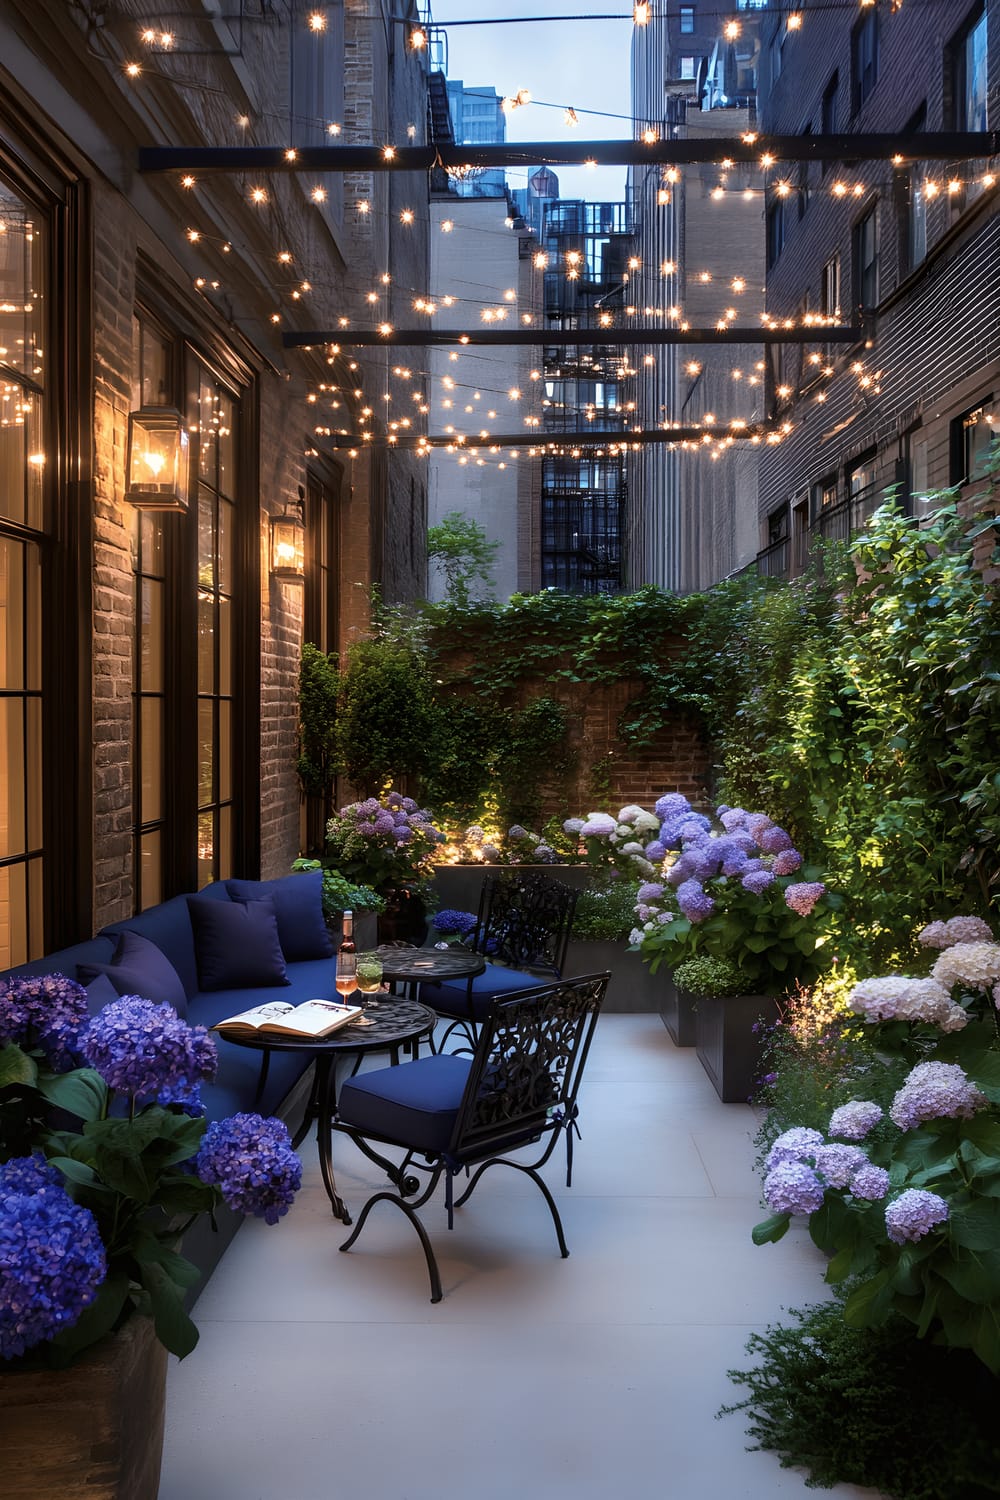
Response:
341,911,354,945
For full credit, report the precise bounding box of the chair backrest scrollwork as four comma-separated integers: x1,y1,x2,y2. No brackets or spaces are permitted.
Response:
472,872,579,976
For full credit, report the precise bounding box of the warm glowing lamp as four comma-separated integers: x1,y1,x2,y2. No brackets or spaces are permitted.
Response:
125,408,190,511
269,501,306,581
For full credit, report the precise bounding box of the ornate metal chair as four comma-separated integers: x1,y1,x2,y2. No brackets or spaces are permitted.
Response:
421,871,581,1051
334,971,610,1302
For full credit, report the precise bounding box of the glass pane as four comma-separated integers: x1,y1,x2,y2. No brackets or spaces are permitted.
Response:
0,698,25,857
0,536,23,689
217,595,231,696
217,394,235,498
25,394,43,530
198,699,214,803
25,542,39,690
141,698,162,822
131,315,143,411
218,698,231,801
140,511,164,575
198,371,217,482
27,853,42,962
140,830,162,911
217,804,232,881
140,578,164,693
0,383,26,525
0,861,27,968
26,696,41,847
198,595,215,695
0,186,43,381
197,810,214,888
218,496,233,595
198,485,215,588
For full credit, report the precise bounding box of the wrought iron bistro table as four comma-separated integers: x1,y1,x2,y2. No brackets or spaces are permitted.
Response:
224,997,437,1224
374,943,487,997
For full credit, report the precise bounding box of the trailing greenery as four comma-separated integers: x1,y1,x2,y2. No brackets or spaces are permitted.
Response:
673,954,756,999
721,1296,1000,1499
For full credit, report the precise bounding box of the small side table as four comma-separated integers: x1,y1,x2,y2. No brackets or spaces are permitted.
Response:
375,944,486,998
220,997,437,1224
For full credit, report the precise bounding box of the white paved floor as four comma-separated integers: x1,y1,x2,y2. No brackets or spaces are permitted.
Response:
158,1015,882,1500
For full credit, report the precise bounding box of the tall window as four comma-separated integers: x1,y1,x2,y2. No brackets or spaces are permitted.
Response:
953,6,988,131
679,6,694,33
798,125,812,218
951,399,997,486
851,13,878,114
853,206,878,309
899,106,927,273
820,254,841,318
821,72,838,175
0,180,45,964
766,199,785,268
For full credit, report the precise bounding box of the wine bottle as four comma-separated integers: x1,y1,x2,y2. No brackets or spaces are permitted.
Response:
335,909,357,999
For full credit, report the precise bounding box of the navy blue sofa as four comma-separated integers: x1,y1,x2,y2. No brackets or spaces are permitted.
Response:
4,872,339,1293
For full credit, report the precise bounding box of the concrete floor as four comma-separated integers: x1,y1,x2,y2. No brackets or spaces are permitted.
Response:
158,1015,882,1500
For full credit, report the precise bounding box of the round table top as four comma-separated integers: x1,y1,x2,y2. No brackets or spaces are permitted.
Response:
217,996,437,1055
374,944,486,983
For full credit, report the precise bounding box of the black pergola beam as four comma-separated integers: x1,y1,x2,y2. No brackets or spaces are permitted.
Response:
138,134,999,173
285,325,863,349
330,426,773,450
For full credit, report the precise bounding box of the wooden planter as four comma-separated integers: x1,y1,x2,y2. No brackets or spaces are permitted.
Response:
0,1315,167,1500
563,941,663,1013
695,993,781,1104
661,977,698,1047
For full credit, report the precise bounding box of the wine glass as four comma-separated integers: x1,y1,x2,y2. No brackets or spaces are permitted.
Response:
356,953,384,1014
335,949,358,1005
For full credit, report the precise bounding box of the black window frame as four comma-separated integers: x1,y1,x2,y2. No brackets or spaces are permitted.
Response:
950,3,988,131
950,398,998,487
853,203,879,310
851,12,878,115
766,197,785,269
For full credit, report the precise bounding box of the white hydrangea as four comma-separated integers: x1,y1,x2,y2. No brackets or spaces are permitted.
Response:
617,804,647,824
848,975,968,1031
932,942,1000,994
632,811,661,834
629,927,644,945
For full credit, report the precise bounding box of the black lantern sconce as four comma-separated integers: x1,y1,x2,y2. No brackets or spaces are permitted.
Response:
269,489,306,581
125,407,190,512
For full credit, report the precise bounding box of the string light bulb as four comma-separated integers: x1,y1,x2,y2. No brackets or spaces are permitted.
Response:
633,2,650,24
409,25,427,49
308,12,327,32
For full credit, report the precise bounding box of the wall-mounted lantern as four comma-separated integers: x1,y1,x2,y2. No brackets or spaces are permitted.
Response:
125,407,190,511
269,497,306,581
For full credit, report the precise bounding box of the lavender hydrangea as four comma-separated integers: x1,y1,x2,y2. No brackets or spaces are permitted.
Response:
0,973,90,1071
719,807,748,831
763,1161,827,1215
784,881,826,917
644,841,667,861
758,825,794,855
931,941,1000,995
828,1100,884,1140
0,1179,107,1358
918,915,993,950
849,1163,891,1201
746,813,774,842
885,1188,949,1244
847,975,967,1031
83,995,218,1103
813,1142,867,1188
889,1061,987,1131
742,868,776,895
771,847,803,875
655,793,691,821
676,879,715,924
764,1126,825,1171
432,909,479,938
0,1154,62,1194
579,812,617,837
637,883,665,902
563,818,585,835
195,1113,302,1225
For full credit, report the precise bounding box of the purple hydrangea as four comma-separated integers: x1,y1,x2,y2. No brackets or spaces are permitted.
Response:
885,1188,949,1244
813,1142,867,1189
358,798,380,816
373,811,396,835
666,853,699,887
658,815,690,846
644,841,667,861
828,1101,883,1140
746,813,774,843
0,1155,62,1194
432,909,479,937
195,1113,302,1225
401,797,418,813
0,1179,107,1358
676,879,715,924
784,881,826,917
637,883,665,902
689,846,723,881
563,818,585,835
889,1061,987,1131
771,847,803,875
83,995,218,1103
764,1126,825,1171
356,820,377,837
758,825,794,855
655,793,691,821
394,827,412,844
741,868,776,895
719,807,748,831
850,1163,890,1201
918,916,993,949
678,814,712,839
763,1161,827,1215
0,973,90,1071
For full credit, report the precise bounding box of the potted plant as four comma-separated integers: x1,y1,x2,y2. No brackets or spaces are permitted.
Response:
291,858,384,951
562,879,663,1014
324,790,445,945
630,795,839,1100
0,978,302,1498
672,955,761,1088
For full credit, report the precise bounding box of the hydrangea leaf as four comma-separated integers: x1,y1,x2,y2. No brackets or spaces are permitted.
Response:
936,1247,1000,1305
0,1042,37,1089
36,1066,107,1122
139,1259,200,1359
843,1270,894,1328
46,1273,132,1364
949,1198,1000,1251
751,1212,790,1246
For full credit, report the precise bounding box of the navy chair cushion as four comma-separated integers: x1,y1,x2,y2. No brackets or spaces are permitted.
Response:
338,1053,472,1154
84,973,121,1018
227,872,332,963
420,964,550,1023
79,929,189,1017
187,895,290,992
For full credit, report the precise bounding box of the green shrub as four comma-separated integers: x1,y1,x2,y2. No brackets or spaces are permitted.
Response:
673,955,755,998
572,881,640,941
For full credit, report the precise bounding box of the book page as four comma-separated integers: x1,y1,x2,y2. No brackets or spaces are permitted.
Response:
213,1001,296,1032
264,1001,362,1037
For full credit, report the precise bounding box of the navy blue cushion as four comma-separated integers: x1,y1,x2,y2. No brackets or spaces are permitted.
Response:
5,937,116,984
227,873,332,963
84,973,120,1018
420,964,549,1023
200,1041,313,1122
79,929,189,1017
187,895,290,992
100,894,208,1000
338,1053,472,1153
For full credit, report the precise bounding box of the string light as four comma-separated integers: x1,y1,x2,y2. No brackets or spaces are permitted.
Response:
308,12,327,32
633,2,650,24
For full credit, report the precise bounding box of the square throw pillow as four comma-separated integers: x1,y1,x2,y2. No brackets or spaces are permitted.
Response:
78,929,188,1018
188,895,290,992
226,872,333,962
84,973,121,1018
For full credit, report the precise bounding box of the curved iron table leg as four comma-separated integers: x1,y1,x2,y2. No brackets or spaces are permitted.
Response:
314,1055,352,1225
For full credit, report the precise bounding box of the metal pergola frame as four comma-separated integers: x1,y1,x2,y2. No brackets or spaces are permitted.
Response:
326,425,776,450
284,325,864,348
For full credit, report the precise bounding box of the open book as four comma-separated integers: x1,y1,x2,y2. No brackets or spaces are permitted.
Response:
213,999,364,1039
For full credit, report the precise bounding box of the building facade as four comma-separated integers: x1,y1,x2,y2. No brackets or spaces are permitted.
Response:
445,80,507,199
0,0,430,966
755,0,999,578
